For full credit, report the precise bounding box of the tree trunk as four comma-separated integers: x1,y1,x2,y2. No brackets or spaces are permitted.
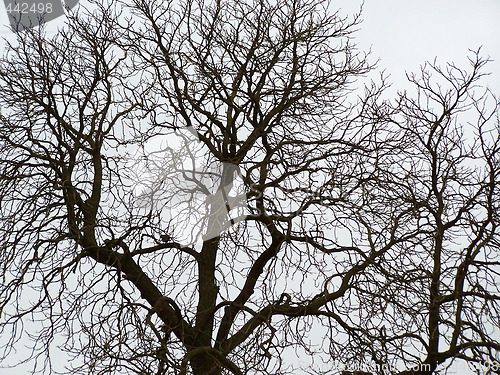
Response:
190,353,223,375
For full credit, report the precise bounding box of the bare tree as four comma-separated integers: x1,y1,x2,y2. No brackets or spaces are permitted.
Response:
0,1,498,375
339,54,500,375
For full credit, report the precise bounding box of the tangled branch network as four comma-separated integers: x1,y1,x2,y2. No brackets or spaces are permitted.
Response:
129,125,249,246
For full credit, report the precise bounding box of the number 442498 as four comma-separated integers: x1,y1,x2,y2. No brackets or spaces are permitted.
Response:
6,2,53,14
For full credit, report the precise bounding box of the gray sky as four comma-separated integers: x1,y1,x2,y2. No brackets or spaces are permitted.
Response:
340,0,500,93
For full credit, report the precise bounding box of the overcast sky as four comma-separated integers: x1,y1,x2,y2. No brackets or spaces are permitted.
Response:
340,0,500,93
0,1,499,374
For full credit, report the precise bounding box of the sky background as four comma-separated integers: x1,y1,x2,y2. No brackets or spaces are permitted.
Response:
1,0,500,373
341,0,500,94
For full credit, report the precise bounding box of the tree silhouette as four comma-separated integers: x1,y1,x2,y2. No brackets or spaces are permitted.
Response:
1,0,499,374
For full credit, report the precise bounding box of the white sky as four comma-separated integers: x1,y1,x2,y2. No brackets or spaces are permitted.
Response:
340,0,500,93
1,0,499,374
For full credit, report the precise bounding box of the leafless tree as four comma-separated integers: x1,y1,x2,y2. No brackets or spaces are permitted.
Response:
0,0,499,375
337,53,500,375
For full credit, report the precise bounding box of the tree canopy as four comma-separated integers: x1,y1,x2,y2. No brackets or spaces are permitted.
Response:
1,0,499,374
